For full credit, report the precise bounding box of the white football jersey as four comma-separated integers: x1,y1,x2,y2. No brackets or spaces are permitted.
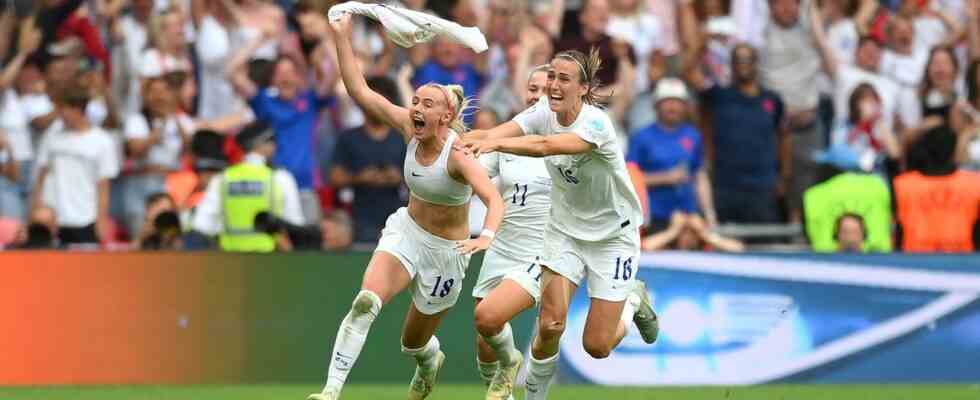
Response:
512,96,643,241
480,152,552,262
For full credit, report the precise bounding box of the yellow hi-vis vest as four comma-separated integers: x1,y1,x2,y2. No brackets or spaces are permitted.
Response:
218,162,283,252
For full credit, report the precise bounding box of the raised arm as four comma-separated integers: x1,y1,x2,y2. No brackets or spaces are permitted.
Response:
449,148,504,255
328,13,409,136
808,0,840,80
967,0,980,59
224,31,268,100
0,19,41,91
677,0,709,90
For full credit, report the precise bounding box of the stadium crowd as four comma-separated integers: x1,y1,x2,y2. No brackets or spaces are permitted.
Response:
0,0,977,252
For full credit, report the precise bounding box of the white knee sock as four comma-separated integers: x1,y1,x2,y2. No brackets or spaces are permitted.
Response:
402,335,442,371
482,322,519,366
477,359,498,386
323,290,382,393
525,352,559,400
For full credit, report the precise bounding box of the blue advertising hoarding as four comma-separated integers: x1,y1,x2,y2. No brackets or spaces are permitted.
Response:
557,253,980,385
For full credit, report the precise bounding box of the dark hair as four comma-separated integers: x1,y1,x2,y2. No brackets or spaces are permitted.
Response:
966,59,980,107
857,35,883,50
145,192,175,208
847,83,879,125
920,46,959,98
834,212,867,241
162,70,190,91
59,83,90,109
367,76,402,107
730,43,758,63
248,59,276,88
907,125,957,174
551,47,608,106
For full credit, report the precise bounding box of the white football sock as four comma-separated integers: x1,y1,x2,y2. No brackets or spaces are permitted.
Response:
620,293,639,325
525,352,559,400
323,290,382,393
477,359,498,386
482,322,519,366
402,335,442,371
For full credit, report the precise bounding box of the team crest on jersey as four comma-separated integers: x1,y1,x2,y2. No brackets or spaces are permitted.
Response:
587,118,604,132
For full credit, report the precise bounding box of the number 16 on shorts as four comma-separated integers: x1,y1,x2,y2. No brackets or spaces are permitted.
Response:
613,256,633,281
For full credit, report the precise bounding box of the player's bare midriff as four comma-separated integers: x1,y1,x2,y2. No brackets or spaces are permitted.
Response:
407,196,470,241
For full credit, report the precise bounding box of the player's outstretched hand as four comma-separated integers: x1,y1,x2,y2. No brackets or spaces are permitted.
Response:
328,12,352,37
455,236,492,255
460,139,499,158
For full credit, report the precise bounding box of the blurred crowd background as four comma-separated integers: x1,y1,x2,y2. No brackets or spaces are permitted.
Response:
0,0,977,253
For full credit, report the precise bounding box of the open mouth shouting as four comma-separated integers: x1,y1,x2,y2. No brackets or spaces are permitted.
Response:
412,113,426,134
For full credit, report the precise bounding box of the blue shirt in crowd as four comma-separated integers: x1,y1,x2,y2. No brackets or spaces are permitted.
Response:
699,85,784,191
333,127,407,243
412,61,485,125
249,88,333,190
627,122,704,221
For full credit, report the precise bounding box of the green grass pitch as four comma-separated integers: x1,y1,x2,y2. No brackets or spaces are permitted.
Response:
1,384,978,400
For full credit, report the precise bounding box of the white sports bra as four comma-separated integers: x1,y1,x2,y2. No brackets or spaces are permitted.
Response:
404,133,472,206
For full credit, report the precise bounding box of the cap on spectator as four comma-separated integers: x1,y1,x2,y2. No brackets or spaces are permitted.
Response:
236,121,276,152
191,130,229,172
654,78,690,104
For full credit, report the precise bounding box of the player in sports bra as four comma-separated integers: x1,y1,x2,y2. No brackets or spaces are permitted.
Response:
463,48,659,400
470,65,552,400
309,14,504,400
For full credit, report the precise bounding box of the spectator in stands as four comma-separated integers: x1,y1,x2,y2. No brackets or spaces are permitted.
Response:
960,59,980,170
13,205,59,249
321,209,353,251
192,121,303,252
410,35,487,115
880,15,929,90
834,212,867,252
0,133,17,182
685,43,788,224
330,77,407,244
227,27,335,225
168,129,228,215
915,46,964,130
555,0,638,122
556,0,634,86
894,125,980,252
35,0,86,62
760,0,823,223
27,39,118,134
677,0,736,88
607,0,664,91
829,83,901,175
31,83,120,247
0,21,42,220
122,77,194,236
624,50,668,133
140,8,193,79
810,2,912,128
628,78,717,230
107,0,154,115
641,211,745,252
222,0,287,61
804,144,893,252
191,0,251,124
132,192,178,249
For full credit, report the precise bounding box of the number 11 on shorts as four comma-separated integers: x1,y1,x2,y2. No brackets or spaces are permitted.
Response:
430,275,455,298
614,257,633,280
